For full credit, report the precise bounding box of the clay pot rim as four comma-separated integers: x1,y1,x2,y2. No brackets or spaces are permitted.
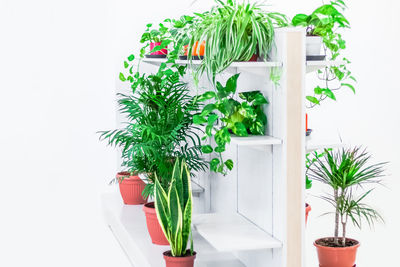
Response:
163,250,197,260
143,202,156,213
314,237,360,250
305,203,311,211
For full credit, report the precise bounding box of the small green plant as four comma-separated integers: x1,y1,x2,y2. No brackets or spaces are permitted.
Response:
308,147,387,246
188,0,288,82
292,0,356,107
100,60,207,198
139,23,172,57
193,73,268,174
154,159,194,257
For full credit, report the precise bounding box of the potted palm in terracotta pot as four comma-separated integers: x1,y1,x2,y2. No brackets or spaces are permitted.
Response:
114,61,207,245
155,159,196,267
308,147,386,267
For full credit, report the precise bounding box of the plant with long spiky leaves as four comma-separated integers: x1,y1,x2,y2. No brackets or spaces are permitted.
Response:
307,147,387,246
154,159,194,257
99,63,207,198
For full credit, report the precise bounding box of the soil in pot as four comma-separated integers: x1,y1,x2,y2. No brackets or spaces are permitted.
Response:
163,250,196,267
315,237,360,267
117,172,146,205
143,202,169,245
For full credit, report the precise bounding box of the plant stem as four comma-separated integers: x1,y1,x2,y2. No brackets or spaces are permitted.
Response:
334,189,339,245
342,221,346,247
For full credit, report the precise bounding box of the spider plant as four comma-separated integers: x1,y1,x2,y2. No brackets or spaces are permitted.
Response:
99,63,207,198
188,0,288,82
307,147,387,246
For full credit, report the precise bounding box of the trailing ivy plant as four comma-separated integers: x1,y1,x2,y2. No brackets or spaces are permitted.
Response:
188,0,288,82
193,73,268,174
292,0,356,107
139,22,172,58
100,60,207,198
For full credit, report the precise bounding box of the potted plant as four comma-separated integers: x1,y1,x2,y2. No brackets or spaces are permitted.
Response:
140,23,171,58
108,58,207,244
308,147,387,267
187,0,288,81
193,73,268,174
115,171,147,205
154,159,196,267
291,0,356,108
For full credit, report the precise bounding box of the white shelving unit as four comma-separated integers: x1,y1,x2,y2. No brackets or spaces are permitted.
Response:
193,213,282,252
102,193,245,267
104,27,347,267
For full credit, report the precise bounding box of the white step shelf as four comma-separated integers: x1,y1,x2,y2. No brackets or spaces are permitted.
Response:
142,58,282,68
193,213,282,252
230,135,282,146
306,60,347,73
102,193,245,267
305,133,346,152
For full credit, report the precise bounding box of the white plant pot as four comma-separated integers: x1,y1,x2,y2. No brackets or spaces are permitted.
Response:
306,36,322,56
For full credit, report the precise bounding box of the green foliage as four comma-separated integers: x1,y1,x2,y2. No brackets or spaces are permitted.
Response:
139,23,172,57
188,0,288,82
308,147,387,246
154,160,193,257
99,64,207,198
305,148,332,189
193,73,268,175
292,0,356,107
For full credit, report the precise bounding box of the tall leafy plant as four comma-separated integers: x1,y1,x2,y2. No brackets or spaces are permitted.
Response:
292,0,356,107
194,73,268,174
100,62,207,198
154,159,194,257
188,0,288,82
307,147,386,246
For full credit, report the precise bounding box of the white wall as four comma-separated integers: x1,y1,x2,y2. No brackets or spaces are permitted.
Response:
0,0,399,266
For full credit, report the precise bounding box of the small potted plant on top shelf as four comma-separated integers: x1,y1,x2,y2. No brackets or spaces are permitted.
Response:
308,147,387,267
155,159,196,267
140,23,171,58
291,0,350,61
193,73,269,175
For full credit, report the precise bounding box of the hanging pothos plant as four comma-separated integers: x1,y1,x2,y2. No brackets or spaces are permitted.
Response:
292,0,356,107
193,73,268,174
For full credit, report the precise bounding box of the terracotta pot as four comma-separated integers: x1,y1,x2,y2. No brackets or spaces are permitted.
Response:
117,172,146,205
163,250,196,267
305,203,311,224
143,202,169,245
314,237,360,267
150,42,168,56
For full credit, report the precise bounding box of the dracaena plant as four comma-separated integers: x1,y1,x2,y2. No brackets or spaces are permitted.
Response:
305,148,332,189
154,159,194,257
292,0,356,107
188,0,288,82
307,147,387,246
100,61,207,198
193,73,268,174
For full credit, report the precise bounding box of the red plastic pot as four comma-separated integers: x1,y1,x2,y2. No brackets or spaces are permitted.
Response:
163,250,196,267
150,42,168,56
314,237,360,267
117,172,146,205
143,202,169,245
305,203,311,224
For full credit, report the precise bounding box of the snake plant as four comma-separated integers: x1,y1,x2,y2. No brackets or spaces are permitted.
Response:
154,159,194,257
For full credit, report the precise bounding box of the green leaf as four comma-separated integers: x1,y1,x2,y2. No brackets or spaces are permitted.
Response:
306,96,320,105
253,93,268,105
210,158,220,172
225,73,240,94
322,89,336,100
207,114,218,125
233,122,248,136
197,91,216,102
214,146,225,153
124,61,129,68
341,83,355,94
292,14,309,26
314,86,323,95
119,72,126,82
224,159,234,170
127,54,135,61
214,127,231,146
201,104,217,116
193,115,207,125
201,145,213,154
